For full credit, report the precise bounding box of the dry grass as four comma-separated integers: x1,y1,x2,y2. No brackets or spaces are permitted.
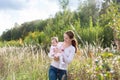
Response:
0,45,120,80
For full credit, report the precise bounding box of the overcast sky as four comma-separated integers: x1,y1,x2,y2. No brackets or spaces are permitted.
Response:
0,0,82,35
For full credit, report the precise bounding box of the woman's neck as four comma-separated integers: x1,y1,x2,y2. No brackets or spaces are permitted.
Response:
63,42,71,48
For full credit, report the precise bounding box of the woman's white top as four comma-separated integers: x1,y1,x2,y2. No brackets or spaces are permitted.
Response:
48,42,75,70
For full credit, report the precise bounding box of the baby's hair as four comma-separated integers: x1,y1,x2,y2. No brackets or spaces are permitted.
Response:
51,37,58,42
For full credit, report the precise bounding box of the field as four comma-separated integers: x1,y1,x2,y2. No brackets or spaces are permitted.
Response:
0,45,120,80
0,0,120,80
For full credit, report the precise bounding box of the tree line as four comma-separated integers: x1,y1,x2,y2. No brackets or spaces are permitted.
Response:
0,0,120,48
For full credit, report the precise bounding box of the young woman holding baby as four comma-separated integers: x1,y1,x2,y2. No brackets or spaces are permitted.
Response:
48,30,78,80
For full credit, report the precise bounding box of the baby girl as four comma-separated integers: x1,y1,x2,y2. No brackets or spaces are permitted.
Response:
49,37,65,69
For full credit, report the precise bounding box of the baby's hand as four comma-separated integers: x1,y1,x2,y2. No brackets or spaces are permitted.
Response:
53,48,59,53
58,49,64,53
53,48,63,53
61,49,64,52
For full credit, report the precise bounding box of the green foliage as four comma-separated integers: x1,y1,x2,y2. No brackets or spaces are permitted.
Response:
79,26,103,45
1,30,12,41
44,10,73,41
0,41,5,47
103,27,114,47
5,40,22,46
0,0,120,48
101,52,114,58
68,53,120,80
1,20,47,41
71,16,104,45
77,0,99,27
24,31,46,45
99,3,120,46
0,41,22,47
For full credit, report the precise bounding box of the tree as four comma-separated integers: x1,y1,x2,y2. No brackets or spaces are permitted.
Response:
1,30,12,41
58,0,69,11
77,0,99,27
99,2,120,47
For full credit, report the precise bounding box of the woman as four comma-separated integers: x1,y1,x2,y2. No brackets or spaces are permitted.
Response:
48,30,77,80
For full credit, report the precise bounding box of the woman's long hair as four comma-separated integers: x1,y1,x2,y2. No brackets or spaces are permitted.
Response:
65,30,78,53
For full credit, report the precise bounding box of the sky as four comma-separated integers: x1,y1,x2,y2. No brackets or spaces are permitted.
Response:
0,0,81,35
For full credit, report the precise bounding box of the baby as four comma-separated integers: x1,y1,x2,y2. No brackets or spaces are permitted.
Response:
49,37,65,69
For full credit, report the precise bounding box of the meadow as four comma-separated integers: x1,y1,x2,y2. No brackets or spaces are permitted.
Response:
0,0,120,80
0,44,120,80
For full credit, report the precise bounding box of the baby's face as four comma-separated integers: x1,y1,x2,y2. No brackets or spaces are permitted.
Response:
51,39,58,46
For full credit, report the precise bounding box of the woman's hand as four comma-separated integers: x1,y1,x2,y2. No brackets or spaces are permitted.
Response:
54,56,59,61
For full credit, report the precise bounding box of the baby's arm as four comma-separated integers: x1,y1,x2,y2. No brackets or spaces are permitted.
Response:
48,46,55,58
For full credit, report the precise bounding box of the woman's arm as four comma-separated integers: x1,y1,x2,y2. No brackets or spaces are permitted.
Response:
63,47,75,64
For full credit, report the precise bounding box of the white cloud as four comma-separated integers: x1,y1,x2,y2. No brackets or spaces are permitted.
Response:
96,0,105,9
0,0,59,35
0,11,15,34
69,0,79,10
0,0,28,10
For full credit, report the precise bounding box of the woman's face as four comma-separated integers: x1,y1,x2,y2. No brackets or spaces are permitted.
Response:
64,33,72,44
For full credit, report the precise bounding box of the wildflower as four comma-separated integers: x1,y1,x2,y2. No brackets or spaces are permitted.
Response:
95,59,99,64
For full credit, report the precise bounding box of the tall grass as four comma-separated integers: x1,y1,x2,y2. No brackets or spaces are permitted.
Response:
0,44,120,80
0,46,50,80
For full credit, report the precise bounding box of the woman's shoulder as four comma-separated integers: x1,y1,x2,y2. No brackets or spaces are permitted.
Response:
69,45,75,50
